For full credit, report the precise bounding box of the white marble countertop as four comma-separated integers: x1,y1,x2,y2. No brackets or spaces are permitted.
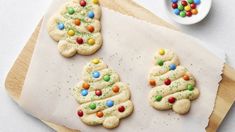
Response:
0,0,234,131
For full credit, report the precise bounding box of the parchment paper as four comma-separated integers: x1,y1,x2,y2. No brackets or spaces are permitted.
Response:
20,0,224,131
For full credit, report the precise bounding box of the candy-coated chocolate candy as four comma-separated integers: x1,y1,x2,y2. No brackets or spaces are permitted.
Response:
173,9,180,15
171,0,178,3
187,0,193,4
68,7,75,15
169,64,177,70
178,4,184,11
172,3,178,9
183,75,190,81
112,85,120,93
74,19,81,26
95,89,102,96
67,29,75,36
184,5,191,11
88,11,95,19
81,89,88,96
88,38,95,45
80,0,86,7
103,75,111,82
180,11,186,17
191,9,198,15
87,25,95,32
76,37,84,44
159,49,165,55
187,84,194,91
181,1,188,6
106,100,114,107
77,110,83,117
149,79,156,86
93,0,99,4
157,59,164,66
82,82,90,89
194,0,200,5
186,11,192,17
92,71,100,78
155,95,163,102
168,97,176,103
118,106,125,112
96,111,104,118
92,58,100,64
89,103,96,110
57,23,64,30
164,78,171,85
190,3,196,9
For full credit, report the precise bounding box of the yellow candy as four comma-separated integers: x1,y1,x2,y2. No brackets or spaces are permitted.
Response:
93,0,99,4
159,49,165,55
88,38,95,45
92,58,100,64
184,5,191,11
67,29,75,36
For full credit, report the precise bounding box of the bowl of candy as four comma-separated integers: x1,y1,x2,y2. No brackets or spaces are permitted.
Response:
164,0,212,25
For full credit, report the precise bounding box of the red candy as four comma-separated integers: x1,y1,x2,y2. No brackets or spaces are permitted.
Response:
80,0,86,7
186,11,192,17
181,1,188,6
77,110,83,117
190,3,196,9
95,89,102,96
168,97,176,104
76,37,84,44
164,78,171,85
118,106,125,112
172,3,178,9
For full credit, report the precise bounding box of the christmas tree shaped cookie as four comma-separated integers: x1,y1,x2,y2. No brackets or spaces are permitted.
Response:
73,59,134,128
148,49,200,114
47,0,102,57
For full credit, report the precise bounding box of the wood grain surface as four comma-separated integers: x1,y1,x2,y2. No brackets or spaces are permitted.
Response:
4,0,235,131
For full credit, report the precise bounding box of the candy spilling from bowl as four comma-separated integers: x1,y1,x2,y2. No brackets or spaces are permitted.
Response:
171,0,201,17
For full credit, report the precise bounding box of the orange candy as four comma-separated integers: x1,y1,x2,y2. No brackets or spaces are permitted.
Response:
87,25,95,32
74,19,81,26
183,75,190,81
112,85,120,93
149,80,156,87
191,9,198,15
96,111,104,118
82,82,90,89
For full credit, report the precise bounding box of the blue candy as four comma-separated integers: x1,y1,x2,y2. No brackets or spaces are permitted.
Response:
171,0,178,3
169,64,177,70
194,0,201,5
88,11,95,18
81,89,88,96
106,100,114,107
92,71,100,78
57,23,64,30
173,9,180,15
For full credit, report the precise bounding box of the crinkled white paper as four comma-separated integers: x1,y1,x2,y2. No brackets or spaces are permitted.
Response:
20,0,224,131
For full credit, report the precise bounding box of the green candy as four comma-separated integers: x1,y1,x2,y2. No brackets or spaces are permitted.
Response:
187,0,193,4
103,75,111,82
155,95,163,102
68,7,75,15
180,11,186,17
187,84,194,91
157,59,164,66
178,4,184,11
89,103,96,110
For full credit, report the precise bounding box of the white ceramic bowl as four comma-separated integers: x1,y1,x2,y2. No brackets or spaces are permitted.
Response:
164,0,212,25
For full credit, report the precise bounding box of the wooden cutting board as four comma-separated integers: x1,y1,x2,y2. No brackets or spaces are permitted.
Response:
4,0,235,131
